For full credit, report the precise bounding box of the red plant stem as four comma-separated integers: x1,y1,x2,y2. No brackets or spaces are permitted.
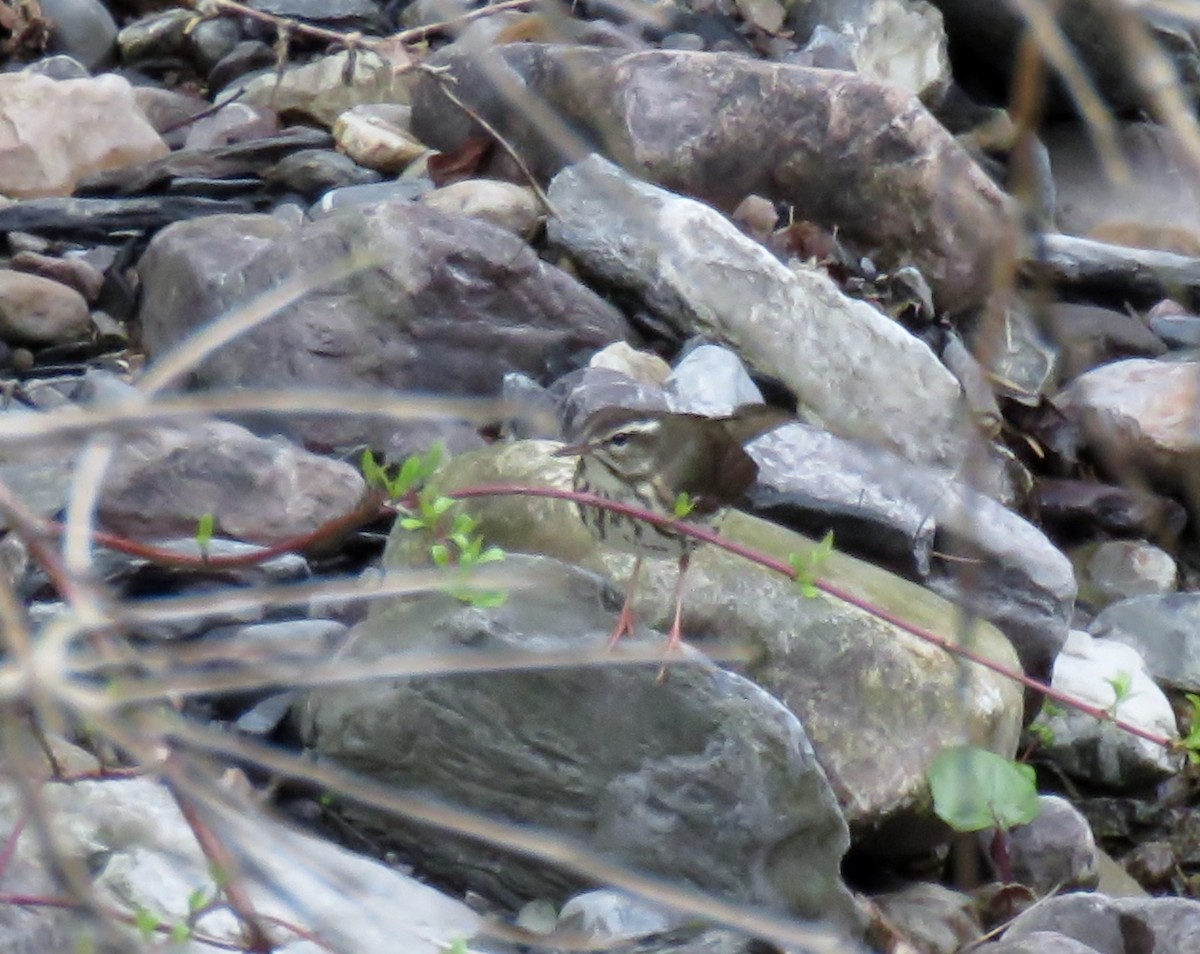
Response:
448,484,1177,752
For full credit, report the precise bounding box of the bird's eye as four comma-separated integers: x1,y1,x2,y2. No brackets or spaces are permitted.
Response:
610,432,631,447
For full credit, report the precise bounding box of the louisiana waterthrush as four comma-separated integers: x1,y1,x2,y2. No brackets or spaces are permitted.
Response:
554,404,786,669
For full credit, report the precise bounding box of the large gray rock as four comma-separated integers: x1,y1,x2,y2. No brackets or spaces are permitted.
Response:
547,155,982,476
301,555,861,932
411,45,1011,313
389,441,1024,860
137,203,627,451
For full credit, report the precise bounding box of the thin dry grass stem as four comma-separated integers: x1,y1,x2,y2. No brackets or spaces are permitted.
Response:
391,0,540,44
432,77,559,217
0,390,526,446
74,642,757,707
1009,0,1129,182
192,0,539,52
160,718,862,954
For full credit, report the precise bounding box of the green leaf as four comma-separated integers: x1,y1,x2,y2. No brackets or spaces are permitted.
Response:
422,442,445,476
446,940,469,954
1106,670,1134,707
476,546,505,565
399,517,426,531
362,448,388,489
451,513,477,535
430,496,455,516
673,492,695,517
186,887,209,913
396,454,423,495
814,529,835,560
195,513,215,553
927,745,1040,833
133,908,160,940
170,922,191,942
430,543,451,567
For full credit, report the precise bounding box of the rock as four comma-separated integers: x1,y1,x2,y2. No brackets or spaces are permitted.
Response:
0,71,168,198
412,46,1012,312
1047,302,1168,383
136,203,627,451
0,195,258,240
117,9,193,64
872,883,982,954
182,103,280,151
0,773,482,953
266,148,383,200
0,270,91,344
1004,795,1100,893
1030,630,1178,788
665,343,764,416
227,49,415,126
745,422,1074,683
588,341,672,388
420,180,544,235
1026,233,1200,312
787,0,951,101
40,0,117,70
9,250,106,302
1056,358,1200,522
333,104,426,174
1033,478,1187,544
983,932,1105,954
1002,893,1200,954
97,420,367,544
547,155,983,474
968,302,1057,401
1080,541,1177,607
301,553,862,931
411,441,1024,859
208,40,275,91
1090,594,1200,693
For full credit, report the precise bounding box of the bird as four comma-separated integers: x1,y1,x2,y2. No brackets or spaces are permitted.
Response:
553,404,785,673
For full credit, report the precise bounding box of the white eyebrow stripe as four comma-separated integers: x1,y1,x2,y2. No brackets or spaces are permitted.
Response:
611,420,661,438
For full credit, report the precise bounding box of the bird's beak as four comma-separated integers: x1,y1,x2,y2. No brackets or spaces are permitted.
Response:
553,441,588,458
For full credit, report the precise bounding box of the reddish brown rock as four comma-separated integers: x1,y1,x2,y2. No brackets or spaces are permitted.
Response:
0,270,90,345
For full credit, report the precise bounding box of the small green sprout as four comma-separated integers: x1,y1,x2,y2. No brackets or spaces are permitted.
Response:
195,513,215,558
789,530,835,598
361,443,445,501
1106,670,1135,715
132,907,160,940
1176,693,1200,764
673,492,695,518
